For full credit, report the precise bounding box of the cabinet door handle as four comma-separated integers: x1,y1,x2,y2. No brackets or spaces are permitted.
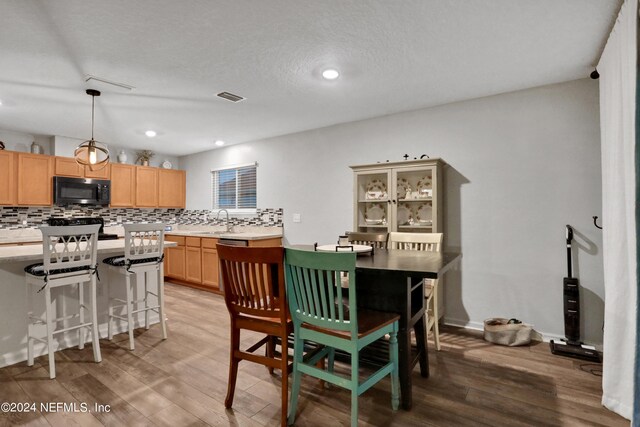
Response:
392,199,397,204
387,200,391,205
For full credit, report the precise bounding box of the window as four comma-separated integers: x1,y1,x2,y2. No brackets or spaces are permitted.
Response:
211,163,257,212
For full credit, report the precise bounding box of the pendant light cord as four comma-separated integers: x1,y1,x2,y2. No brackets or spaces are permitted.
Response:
91,94,95,140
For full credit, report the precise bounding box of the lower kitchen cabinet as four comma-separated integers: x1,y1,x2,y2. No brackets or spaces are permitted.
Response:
201,239,220,291
164,235,282,294
185,237,202,283
164,236,186,280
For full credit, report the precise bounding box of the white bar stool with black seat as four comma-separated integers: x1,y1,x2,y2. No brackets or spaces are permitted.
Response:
103,223,166,350
25,224,102,379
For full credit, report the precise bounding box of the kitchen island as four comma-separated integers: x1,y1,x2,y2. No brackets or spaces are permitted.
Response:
0,239,177,369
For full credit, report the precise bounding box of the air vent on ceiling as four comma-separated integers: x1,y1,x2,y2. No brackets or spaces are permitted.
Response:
84,75,135,91
216,91,245,103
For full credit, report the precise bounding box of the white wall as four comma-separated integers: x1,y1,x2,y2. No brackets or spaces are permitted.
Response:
0,130,52,154
181,79,604,344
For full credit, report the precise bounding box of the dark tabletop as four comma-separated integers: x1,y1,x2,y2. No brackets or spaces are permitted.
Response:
356,249,461,278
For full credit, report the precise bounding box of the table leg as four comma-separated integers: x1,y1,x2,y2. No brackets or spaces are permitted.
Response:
414,313,429,377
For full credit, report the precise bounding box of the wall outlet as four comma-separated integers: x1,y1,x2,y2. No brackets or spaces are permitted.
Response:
18,214,27,225
293,213,301,223
116,216,123,223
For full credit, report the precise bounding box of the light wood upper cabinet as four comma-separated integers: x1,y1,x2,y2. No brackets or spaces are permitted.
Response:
0,151,16,205
17,153,54,206
158,169,186,208
110,164,136,207
84,164,110,179
54,156,110,179
135,166,159,207
54,157,84,178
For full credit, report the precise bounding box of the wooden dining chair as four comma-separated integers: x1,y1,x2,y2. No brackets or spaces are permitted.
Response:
346,231,388,249
388,232,444,350
284,248,400,427
217,244,292,427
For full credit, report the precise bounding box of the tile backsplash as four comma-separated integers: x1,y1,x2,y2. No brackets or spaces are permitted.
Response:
0,206,283,230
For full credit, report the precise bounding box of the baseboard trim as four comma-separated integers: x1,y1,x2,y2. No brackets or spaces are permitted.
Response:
0,315,161,369
442,317,595,346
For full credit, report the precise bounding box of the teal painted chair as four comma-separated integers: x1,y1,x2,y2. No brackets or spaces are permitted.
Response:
284,248,400,427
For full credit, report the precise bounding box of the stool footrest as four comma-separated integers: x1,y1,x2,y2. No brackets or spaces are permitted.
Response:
131,306,160,315
52,322,93,335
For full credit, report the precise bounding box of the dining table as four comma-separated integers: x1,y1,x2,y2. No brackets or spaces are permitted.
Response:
354,249,462,410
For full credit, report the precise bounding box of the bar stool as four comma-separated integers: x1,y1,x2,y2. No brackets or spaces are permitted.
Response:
25,224,102,379
103,223,166,350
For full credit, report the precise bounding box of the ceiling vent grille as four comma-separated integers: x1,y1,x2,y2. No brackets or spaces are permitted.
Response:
216,92,245,103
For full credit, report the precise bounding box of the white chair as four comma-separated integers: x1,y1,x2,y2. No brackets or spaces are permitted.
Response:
103,223,167,350
25,224,102,379
388,232,444,350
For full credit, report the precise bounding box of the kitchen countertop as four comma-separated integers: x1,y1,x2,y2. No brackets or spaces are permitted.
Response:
0,240,177,264
165,230,283,240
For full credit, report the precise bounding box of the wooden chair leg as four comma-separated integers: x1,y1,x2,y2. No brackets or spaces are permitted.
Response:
390,326,400,410
287,333,303,426
78,282,85,350
267,336,275,375
90,276,102,363
432,281,441,351
350,350,359,427
158,267,167,340
225,322,240,408
125,273,135,351
280,332,289,427
26,282,34,367
107,274,114,341
44,287,56,379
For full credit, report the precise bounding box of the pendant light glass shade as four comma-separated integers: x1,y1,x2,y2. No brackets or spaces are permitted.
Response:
75,89,109,169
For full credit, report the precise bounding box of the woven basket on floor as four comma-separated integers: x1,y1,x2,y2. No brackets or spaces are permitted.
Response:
483,318,532,346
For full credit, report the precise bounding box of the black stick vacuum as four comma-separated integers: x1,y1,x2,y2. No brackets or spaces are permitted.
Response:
549,225,601,362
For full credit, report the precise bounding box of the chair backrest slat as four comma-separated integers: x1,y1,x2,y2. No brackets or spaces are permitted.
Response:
123,223,165,261
217,245,287,319
347,231,388,249
285,249,357,335
388,232,443,252
40,225,101,272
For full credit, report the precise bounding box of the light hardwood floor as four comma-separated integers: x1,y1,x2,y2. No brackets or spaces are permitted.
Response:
0,282,627,426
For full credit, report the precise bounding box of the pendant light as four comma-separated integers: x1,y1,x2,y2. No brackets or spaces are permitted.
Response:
74,89,109,169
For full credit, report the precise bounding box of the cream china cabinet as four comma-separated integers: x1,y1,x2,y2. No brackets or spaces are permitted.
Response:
350,158,446,234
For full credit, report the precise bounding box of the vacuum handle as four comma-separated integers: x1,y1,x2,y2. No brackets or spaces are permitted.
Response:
566,225,573,278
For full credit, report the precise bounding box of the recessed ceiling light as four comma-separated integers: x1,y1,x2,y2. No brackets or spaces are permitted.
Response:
0,100,3,106
215,140,225,146
322,69,340,80
145,130,157,137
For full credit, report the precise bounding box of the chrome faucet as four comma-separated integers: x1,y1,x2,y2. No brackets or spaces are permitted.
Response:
216,209,232,232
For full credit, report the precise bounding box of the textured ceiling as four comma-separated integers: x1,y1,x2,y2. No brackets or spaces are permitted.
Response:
0,0,621,155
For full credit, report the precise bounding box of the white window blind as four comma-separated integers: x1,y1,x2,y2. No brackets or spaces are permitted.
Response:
211,163,257,211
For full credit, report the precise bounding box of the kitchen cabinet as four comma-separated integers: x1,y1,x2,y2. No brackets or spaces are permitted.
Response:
55,156,110,179
54,157,84,177
164,235,186,280
135,166,159,207
158,169,186,208
350,158,446,234
110,164,136,207
201,238,219,290
17,153,54,206
164,235,282,293
185,237,202,283
84,164,110,179
0,151,16,205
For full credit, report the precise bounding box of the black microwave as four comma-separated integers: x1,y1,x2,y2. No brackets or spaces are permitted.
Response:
53,176,111,206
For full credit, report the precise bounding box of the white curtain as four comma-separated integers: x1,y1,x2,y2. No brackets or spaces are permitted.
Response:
598,0,638,420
